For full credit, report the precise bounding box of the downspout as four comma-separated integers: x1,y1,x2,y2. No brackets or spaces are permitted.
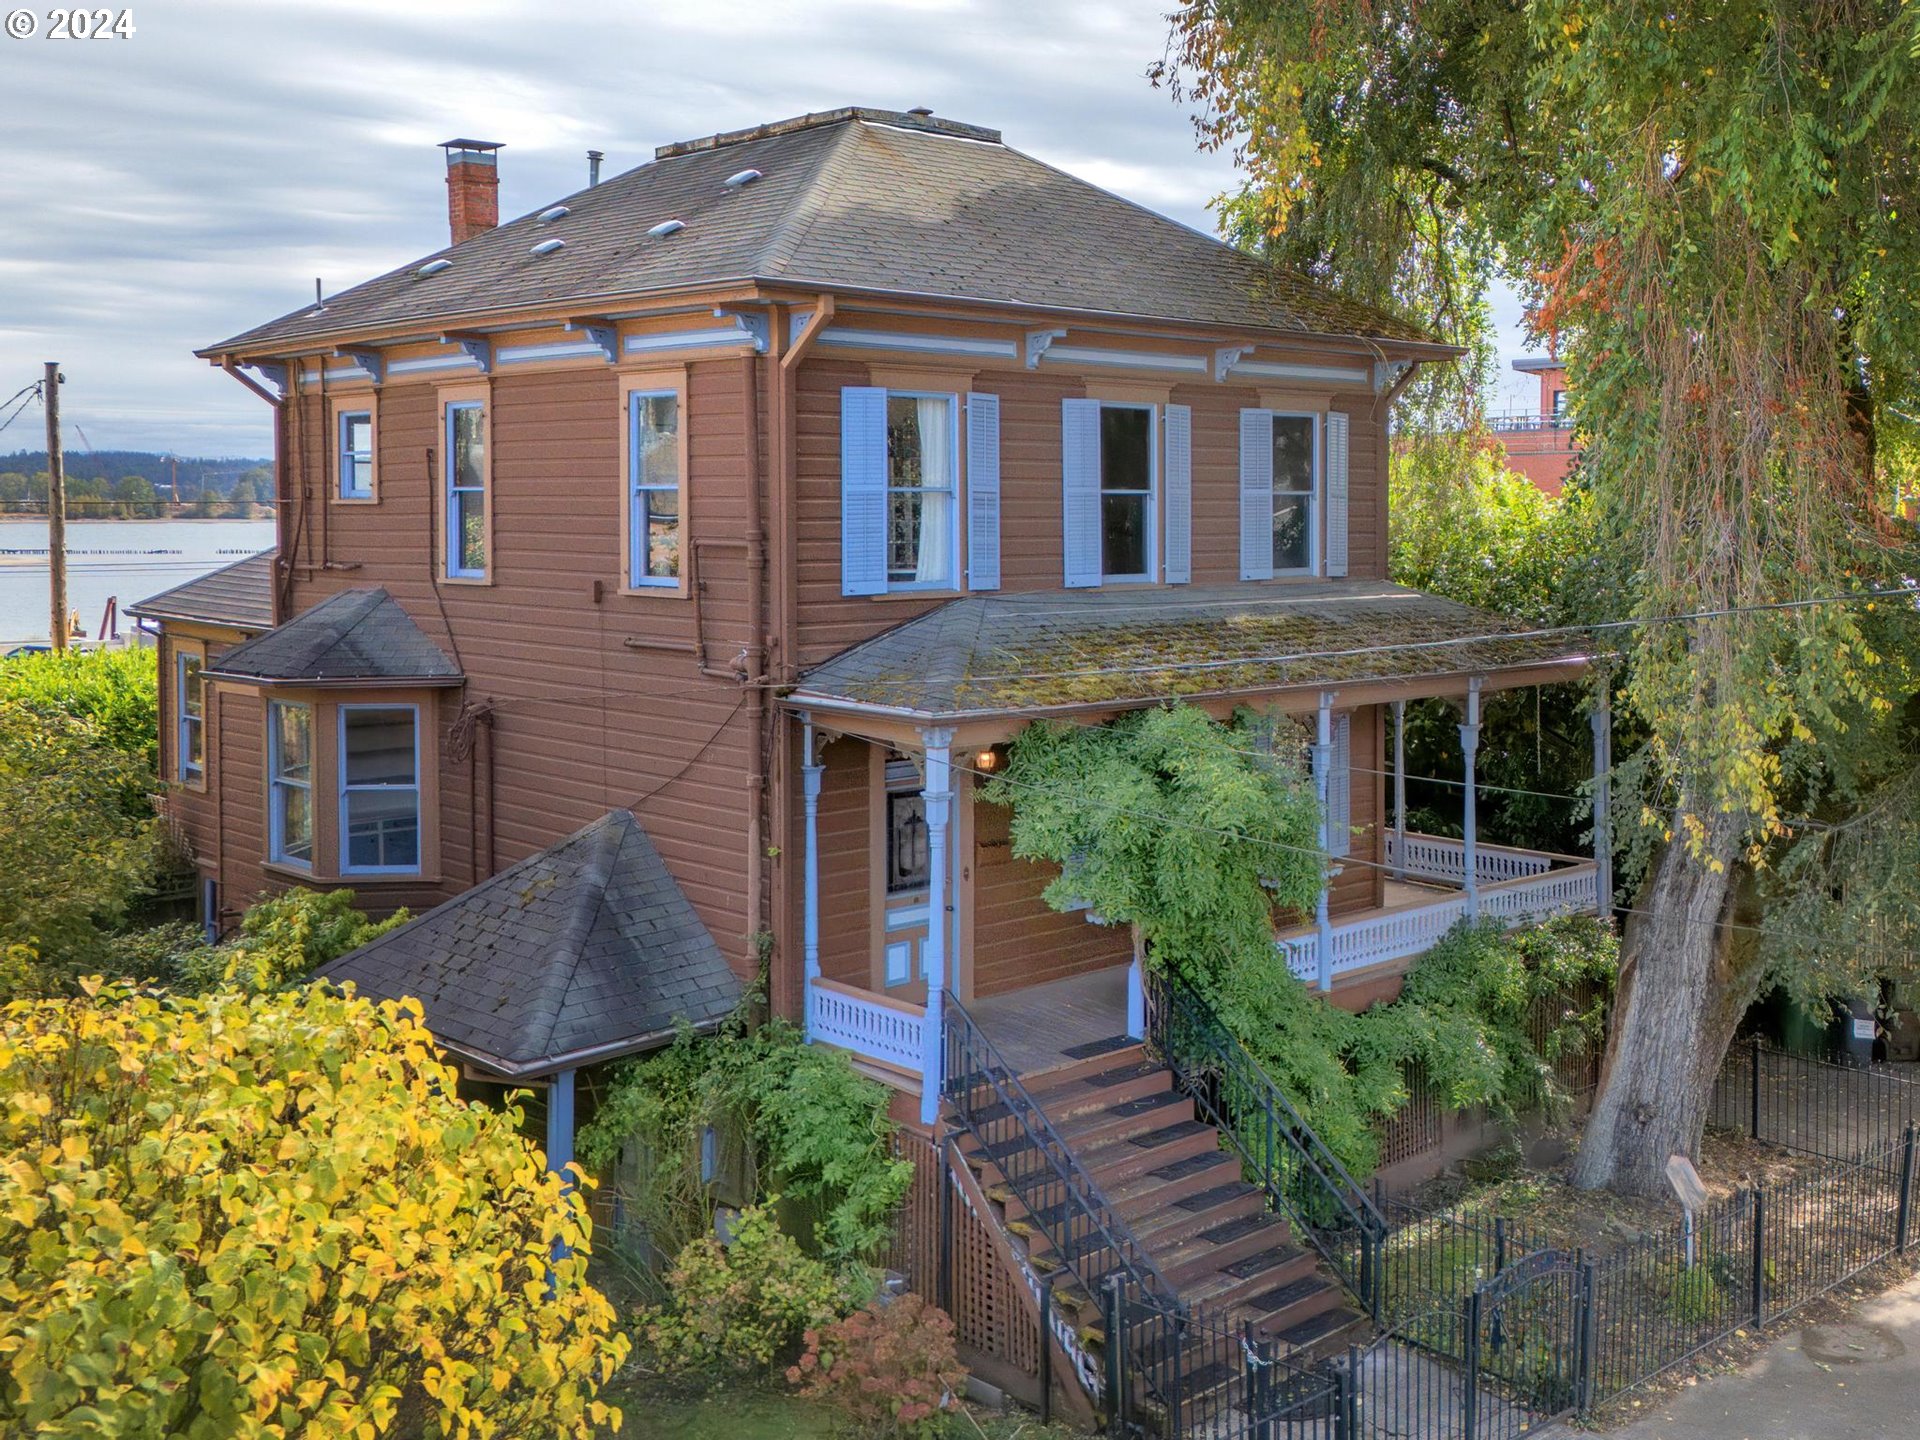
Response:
743,341,770,984
221,359,290,622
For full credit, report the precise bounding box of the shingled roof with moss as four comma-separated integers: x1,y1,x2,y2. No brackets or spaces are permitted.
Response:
205,107,1433,357
788,583,1590,720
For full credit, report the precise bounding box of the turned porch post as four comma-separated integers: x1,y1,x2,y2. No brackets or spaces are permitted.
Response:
1590,689,1613,916
1391,698,1408,878
1313,691,1336,991
801,715,823,1036
1459,678,1483,919
919,728,955,1126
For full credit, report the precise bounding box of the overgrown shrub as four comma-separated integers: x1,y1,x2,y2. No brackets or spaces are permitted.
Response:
0,645,159,780
579,1008,911,1286
788,1294,967,1438
0,980,626,1437
170,886,409,993
637,1204,848,1377
1665,1264,1722,1323
0,699,159,996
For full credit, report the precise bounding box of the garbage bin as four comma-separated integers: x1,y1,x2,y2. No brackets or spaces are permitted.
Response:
1839,995,1877,1067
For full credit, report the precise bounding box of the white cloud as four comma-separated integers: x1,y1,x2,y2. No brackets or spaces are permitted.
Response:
0,0,1538,456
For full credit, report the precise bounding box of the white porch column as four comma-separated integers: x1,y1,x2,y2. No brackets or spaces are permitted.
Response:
801,715,823,1037
1459,678,1483,919
1391,699,1408,878
1590,690,1613,916
1313,691,1336,991
919,727,955,1126
1126,929,1146,1040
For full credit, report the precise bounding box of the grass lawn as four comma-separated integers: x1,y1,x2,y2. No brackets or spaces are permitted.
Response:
604,1387,838,1439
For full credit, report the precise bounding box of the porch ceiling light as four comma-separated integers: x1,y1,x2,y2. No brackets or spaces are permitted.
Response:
973,745,1006,775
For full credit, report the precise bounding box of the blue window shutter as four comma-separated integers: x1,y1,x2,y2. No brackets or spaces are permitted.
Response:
1061,398,1103,588
1325,410,1350,578
840,386,888,596
1330,712,1353,857
966,392,1001,591
1163,403,1192,584
1239,408,1274,581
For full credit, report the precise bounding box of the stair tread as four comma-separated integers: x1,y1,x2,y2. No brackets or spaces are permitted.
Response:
1170,1181,1248,1213
1060,1088,1189,1134
1059,1034,1137,1061
1273,1305,1357,1350
1243,1272,1331,1313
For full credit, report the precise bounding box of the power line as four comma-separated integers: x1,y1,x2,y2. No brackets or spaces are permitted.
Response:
0,384,41,438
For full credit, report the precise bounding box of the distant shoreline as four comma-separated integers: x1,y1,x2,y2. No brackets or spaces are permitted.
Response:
0,515,272,525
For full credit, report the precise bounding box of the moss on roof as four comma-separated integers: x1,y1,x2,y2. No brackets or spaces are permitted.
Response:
792,583,1588,718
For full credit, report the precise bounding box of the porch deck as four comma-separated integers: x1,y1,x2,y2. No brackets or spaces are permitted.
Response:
968,964,1131,1079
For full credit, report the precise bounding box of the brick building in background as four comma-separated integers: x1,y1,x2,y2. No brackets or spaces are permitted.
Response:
1493,355,1577,494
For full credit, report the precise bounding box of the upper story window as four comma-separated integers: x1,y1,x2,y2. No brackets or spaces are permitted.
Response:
1098,405,1156,581
627,390,682,588
338,410,374,500
1551,388,1570,421
175,650,204,783
340,704,420,874
444,399,488,579
885,394,958,589
268,701,313,869
1270,414,1318,575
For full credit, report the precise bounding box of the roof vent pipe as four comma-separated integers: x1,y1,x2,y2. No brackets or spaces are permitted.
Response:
588,149,604,187
908,106,934,116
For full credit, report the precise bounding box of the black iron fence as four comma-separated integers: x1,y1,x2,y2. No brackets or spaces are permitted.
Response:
1710,1038,1920,1162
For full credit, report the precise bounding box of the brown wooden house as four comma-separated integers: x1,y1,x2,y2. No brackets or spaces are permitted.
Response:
140,107,1611,1378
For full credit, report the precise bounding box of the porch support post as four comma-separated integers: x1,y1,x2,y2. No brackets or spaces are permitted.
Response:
1590,689,1613,916
1459,678,1483,920
546,1067,576,1182
800,714,823,1037
919,727,955,1126
1391,699,1408,878
1126,929,1146,1041
1313,691,1336,991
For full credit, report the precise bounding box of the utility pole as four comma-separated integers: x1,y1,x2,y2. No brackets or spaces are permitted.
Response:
43,362,67,651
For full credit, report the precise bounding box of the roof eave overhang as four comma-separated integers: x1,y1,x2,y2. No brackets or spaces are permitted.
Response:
201,670,466,689
441,1015,731,1081
786,653,1593,730
123,606,267,633
199,274,1458,367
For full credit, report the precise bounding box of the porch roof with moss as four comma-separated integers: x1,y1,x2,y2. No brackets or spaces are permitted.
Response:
787,582,1591,723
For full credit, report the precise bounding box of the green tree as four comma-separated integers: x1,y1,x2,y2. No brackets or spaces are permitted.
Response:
224,472,260,518
1160,0,1920,1195
0,699,158,996
111,474,162,518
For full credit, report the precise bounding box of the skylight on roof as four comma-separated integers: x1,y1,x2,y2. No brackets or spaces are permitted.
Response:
417,258,453,277
647,219,685,238
723,169,762,188
530,238,566,256
537,204,572,222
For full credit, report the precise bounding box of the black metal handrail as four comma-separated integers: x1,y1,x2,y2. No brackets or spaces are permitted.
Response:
941,993,1180,1311
1143,967,1388,1315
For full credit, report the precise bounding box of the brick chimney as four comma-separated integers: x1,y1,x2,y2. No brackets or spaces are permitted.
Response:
440,139,503,245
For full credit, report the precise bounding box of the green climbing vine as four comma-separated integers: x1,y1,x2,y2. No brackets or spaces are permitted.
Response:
984,703,1617,1174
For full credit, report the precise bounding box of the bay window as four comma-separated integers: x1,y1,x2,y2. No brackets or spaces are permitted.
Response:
340,705,421,874
268,701,313,868
885,394,957,588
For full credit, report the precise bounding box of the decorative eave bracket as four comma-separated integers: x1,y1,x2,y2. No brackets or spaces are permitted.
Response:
440,332,494,374
713,307,772,354
564,318,620,364
1373,359,1415,394
1214,345,1256,383
1024,329,1068,370
333,348,385,386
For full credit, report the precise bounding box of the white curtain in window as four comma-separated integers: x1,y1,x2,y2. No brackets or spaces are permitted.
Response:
914,396,952,583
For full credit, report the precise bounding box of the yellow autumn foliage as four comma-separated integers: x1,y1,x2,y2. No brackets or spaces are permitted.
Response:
0,979,627,1438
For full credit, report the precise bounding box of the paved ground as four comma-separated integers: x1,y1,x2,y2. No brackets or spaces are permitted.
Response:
1554,1271,1920,1439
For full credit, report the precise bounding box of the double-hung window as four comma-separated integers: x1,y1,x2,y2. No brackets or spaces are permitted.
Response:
340,705,421,874
884,394,958,589
1270,414,1318,574
444,400,488,578
627,390,681,587
268,701,313,868
176,650,204,782
1099,405,1155,581
338,410,373,500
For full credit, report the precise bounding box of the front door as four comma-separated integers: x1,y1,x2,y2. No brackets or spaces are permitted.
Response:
876,754,931,1003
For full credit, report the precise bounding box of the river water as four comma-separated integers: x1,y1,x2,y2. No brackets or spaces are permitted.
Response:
0,518,277,645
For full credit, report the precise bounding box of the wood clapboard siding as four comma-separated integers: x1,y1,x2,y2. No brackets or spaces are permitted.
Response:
814,736,872,986
266,358,762,977
969,784,1132,1000
790,357,1390,668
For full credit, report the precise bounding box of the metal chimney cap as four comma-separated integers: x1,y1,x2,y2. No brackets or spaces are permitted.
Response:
907,106,934,117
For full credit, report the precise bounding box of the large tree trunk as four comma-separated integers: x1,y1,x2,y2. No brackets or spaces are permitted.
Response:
1572,804,1765,1196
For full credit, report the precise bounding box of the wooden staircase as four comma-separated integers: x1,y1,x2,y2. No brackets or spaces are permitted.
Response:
949,1034,1366,1375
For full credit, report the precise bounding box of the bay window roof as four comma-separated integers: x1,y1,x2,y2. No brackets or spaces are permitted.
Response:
203,588,462,686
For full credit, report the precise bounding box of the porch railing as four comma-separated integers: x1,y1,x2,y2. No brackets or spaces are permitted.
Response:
1279,860,1601,982
805,977,924,1075
942,994,1180,1312
1143,968,1387,1316
1387,831,1559,887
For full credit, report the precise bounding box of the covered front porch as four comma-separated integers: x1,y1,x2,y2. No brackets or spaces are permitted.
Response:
784,582,1609,1117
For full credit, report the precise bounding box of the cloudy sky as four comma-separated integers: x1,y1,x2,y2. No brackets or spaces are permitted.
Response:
0,0,1536,459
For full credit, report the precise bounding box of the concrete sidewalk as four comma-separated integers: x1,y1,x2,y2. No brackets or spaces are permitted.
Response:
1554,1271,1920,1439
